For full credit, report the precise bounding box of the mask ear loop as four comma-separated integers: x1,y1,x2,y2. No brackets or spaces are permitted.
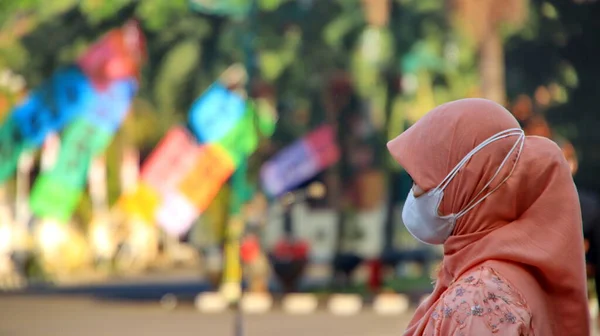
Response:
455,132,525,219
454,130,524,209
437,128,523,192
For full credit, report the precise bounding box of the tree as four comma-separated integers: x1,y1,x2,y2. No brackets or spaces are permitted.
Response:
449,0,529,104
506,0,600,193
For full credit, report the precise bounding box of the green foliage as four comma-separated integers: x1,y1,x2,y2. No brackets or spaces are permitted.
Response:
37,0,79,20
136,0,189,31
258,27,301,81
80,0,134,24
0,41,28,70
258,0,286,11
153,39,201,112
0,0,598,221
323,9,363,51
0,0,40,26
351,27,394,97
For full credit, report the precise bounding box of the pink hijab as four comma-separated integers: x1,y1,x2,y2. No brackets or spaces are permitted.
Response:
387,99,589,335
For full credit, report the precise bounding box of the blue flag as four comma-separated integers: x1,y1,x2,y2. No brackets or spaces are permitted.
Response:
10,66,95,147
188,83,246,143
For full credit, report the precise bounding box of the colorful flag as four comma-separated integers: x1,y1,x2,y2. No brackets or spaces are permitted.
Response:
11,66,95,147
30,78,137,222
118,182,161,224
213,103,259,166
154,191,199,237
260,125,340,197
119,82,276,238
0,66,96,183
78,20,146,90
140,126,201,193
177,144,236,212
119,126,203,235
188,82,246,143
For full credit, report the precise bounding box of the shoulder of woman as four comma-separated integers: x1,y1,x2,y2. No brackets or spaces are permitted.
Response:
427,266,533,335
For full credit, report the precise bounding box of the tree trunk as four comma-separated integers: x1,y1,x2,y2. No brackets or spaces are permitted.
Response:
479,30,506,104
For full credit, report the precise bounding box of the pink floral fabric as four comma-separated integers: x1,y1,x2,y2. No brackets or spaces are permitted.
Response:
422,266,533,335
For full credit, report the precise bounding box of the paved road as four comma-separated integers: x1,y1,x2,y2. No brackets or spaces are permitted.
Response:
0,296,411,336
1,295,598,336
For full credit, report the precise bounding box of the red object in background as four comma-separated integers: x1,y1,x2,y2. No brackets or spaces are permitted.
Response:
303,125,341,169
273,239,309,260
78,20,147,90
367,259,383,293
241,235,261,264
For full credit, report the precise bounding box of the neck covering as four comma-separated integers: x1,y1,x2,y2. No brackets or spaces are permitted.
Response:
387,98,589,336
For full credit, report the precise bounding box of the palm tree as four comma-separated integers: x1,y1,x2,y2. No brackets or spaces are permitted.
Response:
449,0,528,104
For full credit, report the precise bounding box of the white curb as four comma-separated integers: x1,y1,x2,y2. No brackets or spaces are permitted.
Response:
282,294,319,315
327,294,363,316
240,293,273,314
195,292,228,313
373,293,410,315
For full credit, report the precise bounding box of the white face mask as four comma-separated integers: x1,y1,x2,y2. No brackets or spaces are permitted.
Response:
402,128,525,245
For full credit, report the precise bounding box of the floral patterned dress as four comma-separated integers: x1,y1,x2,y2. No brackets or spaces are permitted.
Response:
422,266,534,336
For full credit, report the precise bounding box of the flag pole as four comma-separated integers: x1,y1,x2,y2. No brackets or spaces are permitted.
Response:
234,1,257,335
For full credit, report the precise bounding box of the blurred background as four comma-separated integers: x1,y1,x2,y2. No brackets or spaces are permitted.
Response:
0,0,599,335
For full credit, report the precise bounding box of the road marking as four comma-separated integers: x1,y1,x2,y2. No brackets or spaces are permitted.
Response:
240,293,273,314
282,294,318,314
195,292,228,313
373,293,410,315
328,294,363,316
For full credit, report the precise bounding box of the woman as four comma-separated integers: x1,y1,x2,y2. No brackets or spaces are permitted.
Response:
387,98,589,335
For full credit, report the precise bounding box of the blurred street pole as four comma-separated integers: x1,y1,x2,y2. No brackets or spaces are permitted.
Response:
89,156,109,217
237,3,257,336
88,155,113,264
217,4,258,336
15,151,34,229
382,72,400,253
119,146,139,195
187,2,257,312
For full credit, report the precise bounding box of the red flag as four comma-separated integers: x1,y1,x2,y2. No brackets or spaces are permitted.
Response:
78,20,146,90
